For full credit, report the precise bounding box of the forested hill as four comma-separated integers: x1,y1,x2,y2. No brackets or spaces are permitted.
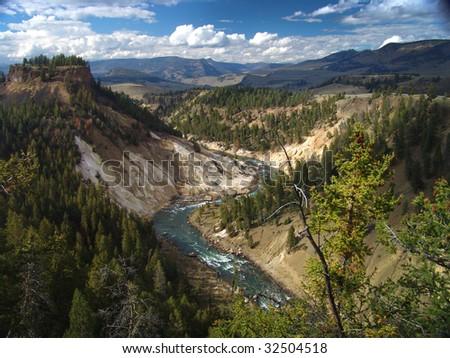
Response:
0,54,253,337
3,56,174,135
162,85,450,197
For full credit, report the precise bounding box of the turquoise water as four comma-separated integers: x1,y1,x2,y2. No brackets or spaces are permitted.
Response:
153,160,290,307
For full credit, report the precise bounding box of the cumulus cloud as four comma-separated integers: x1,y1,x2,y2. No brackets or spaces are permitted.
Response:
169,24,245,47
169,24,194,45
1,16,95,59
187,25,228,47
249,32,278,46
262,46,291,61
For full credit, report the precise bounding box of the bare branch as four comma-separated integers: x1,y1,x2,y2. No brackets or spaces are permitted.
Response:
294,184,308,208
265,201,300,223
276,133,294,177
277,132,346,337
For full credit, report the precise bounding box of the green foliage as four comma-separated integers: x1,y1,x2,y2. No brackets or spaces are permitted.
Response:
375,179,449,336
244,230,255,249
330,95,447,191
169,88,341,151
21,54,88,67
219,174,298,234
194,86,313,110
0,98,212,337
94,84,178,135
0,151,38,195
218,127,447,338
213,128,400,337
210,295,336,338
64,289,96,337
308,125,398,331
395,179,449,269
286,225,297,250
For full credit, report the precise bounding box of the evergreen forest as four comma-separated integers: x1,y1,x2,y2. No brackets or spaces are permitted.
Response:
0,54,449,338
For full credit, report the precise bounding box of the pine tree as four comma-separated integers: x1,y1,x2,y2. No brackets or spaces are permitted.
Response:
286,225,296,250
307,125,398,335
244,230,254,249
377,179,449,336
64,289,96,337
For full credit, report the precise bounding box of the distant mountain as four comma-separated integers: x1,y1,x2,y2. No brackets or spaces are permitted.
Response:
242,39,450,90
90,56,281,83
93,66,201,94
89,40,450,91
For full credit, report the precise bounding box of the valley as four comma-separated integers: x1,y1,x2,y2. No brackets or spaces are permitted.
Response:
0,46,449,338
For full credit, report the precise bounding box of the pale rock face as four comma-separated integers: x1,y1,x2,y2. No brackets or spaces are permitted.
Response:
75,135,257,217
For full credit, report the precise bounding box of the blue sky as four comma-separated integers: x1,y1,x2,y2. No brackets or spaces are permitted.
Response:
0,0,448,63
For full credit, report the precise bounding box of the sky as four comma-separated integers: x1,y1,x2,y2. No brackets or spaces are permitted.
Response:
0,0,449,64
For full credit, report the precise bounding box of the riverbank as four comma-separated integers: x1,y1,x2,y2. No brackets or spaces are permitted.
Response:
189,199,408,298
158,235,233,307
188,204,316,298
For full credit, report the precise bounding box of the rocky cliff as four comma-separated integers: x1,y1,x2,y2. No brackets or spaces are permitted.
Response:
0,64,257,217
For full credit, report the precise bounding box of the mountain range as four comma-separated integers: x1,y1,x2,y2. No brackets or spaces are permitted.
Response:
86,39,450,92
242,39,450,89
89,57,283,83
2,39,448,93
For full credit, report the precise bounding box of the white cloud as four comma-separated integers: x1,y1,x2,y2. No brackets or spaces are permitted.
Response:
169,24,194,45
150,0,180,5
249,32,278,46
262,46,291,59
50,5,156,22
283,10,323,23
169,24,245,47
283,11,308,22
0,6,448,64
311,1,360,17
342,0,442,24
187,25,227,47
284,0,444,25
284,1,361,22
0,1,157,23
303,18,323,23
0,5,17,15
1,16,95,59
8,15,93,34
1,21,447,63
227,33,246,42
380,35,403,48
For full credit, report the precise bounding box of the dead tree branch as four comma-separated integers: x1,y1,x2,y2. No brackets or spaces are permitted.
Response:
276,133,346,337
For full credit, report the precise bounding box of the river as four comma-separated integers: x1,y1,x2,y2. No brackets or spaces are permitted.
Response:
153,160,290,308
